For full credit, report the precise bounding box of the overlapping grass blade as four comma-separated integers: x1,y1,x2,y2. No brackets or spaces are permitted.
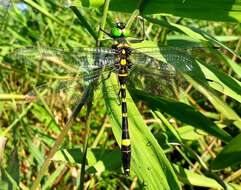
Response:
211,133,241,170
66,0,241,22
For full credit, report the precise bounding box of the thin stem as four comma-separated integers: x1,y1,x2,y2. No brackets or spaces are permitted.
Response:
126,0,145,30
31,86,92,190
70,6,98,41
97,0,110,46
79,0,110,187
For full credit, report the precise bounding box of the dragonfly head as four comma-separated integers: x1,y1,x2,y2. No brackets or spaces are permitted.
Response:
111,22,129,38
116,22,125,30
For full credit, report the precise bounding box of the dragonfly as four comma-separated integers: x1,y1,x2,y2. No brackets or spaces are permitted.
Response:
6,21,218,176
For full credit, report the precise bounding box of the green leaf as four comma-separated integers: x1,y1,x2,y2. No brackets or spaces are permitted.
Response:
23,0,62,24
31,104,61,133
221,54,241,78
143,17,240,59
211,133,241,170
67,0,241,22
198,61,241,103
102,74,182,190
184,67,241,130
53,148,122,174
42,164,66,190
177,125,205,141
175,165,241,190
130,88,232,142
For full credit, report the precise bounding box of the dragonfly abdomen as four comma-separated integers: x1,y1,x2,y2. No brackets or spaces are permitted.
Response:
115,42,132,176
119,79,131,176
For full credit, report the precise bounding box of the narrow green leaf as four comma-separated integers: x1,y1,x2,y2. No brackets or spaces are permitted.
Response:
177,126,205,141
31,104,61,133
66,0,241,22
175,165,241,190
185,72,241,130
70,6,98,41
130,88,232,142
221,54,241,78
211,133,241,170
53,148,122,174
42,164,66,190
143,17,240,59
102,74,182,190
198,61,241,103
23,0,62,24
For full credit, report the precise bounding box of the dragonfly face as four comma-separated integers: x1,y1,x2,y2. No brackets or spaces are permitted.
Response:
111,22,129,38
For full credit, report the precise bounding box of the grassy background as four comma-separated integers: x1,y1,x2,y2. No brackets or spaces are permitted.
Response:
0,0,241,189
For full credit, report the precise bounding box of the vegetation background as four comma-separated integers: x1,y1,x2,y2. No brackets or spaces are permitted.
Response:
0,0,241,189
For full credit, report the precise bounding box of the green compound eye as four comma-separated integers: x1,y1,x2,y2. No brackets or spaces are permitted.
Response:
123,29,129,37
111,27,122,37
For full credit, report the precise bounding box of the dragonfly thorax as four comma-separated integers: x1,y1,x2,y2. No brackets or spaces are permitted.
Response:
114,42,132,71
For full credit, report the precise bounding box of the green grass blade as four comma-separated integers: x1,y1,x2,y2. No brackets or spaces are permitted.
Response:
23,0,62,24
102,74,181,190
66,0,241,22
184,74,241,130
70,6,98,41
53,148,122,174
211,133,241,170
42,164,66,190
198,61,241,103
175,165,241,189
143,17,241,58
221,54,241,78
130,88,232,142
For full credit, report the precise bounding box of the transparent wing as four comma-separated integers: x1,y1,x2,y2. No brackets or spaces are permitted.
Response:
6,46,117,75
5,46,119,106
128,63,184,99
131,46,209,80
132,46,206,74
128,46,216,99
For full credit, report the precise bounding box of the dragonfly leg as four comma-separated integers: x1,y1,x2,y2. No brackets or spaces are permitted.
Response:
97,70,113,86
128,17,145,43
117,89,121,105
99,27,113,38
138,16,145,42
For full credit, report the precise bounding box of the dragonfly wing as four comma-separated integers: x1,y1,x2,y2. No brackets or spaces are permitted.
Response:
131,47,208,82
6,46,116,75
128,63,183,99
24,65,117,107
129,47,217,99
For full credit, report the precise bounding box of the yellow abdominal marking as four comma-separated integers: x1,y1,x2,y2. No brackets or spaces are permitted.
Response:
118,73,128,77
122,112,127,117
120,59,127,65
120,84,126,89
122,139,130,146
117,43,130,48
117,43,124,48
122,98,126,102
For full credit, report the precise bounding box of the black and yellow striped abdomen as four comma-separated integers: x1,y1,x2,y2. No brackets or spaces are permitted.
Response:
119,82,131,176
116,42,132,176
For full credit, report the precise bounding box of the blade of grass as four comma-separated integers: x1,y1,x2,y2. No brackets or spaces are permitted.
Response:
23,0,62,24
70,6,98,41
211,133,241,170
130,88,232,142
102,74,181,190
67,0,241,22
30,85,92,190
184,74,241,130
